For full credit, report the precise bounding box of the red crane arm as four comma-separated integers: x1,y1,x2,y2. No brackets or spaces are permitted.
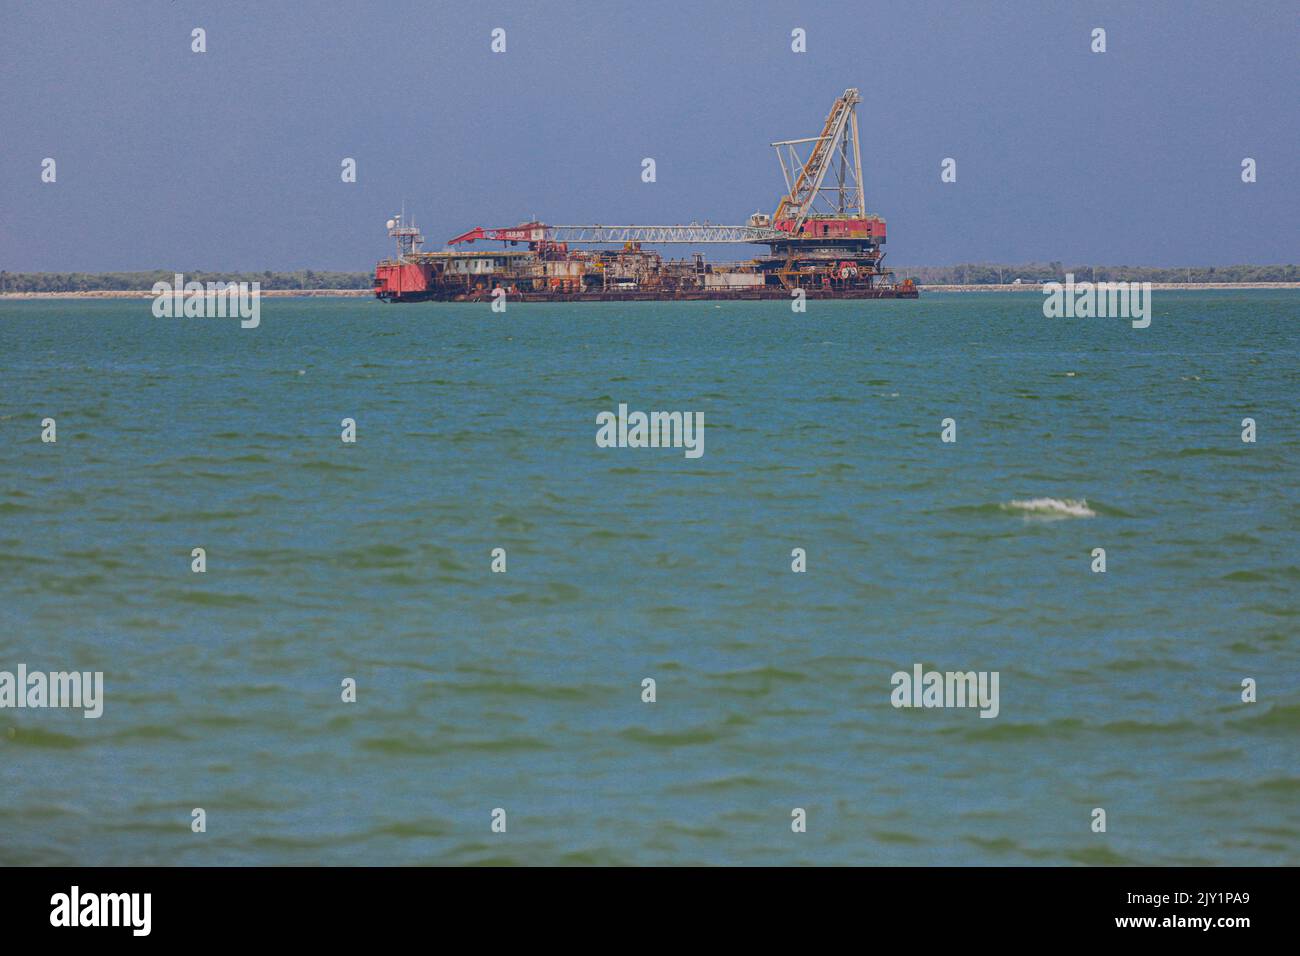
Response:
447,222,549,245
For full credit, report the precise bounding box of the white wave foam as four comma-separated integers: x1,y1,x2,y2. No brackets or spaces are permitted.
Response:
1003,497,1096,518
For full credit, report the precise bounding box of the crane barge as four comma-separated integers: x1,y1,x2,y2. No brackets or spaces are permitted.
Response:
373,89,917,302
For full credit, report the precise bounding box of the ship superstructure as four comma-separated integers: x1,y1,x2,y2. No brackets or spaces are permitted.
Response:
374,89,917,302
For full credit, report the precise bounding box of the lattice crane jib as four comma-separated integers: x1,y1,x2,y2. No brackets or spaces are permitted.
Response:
770,88,867,232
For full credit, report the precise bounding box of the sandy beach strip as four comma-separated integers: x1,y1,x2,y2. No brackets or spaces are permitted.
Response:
911,282,1300,292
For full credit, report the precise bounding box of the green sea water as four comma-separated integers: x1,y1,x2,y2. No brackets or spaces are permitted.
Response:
0,291,1296,865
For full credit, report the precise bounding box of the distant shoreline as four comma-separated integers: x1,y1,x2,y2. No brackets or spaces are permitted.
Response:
0,289,374,300
921,282,1300,292
2,283,1298,300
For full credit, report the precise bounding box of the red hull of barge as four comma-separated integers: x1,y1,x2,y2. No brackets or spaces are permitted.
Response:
373,258,918,303
374,282,919,303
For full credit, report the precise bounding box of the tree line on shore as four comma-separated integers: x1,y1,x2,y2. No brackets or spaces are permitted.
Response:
893,262,1298,285
1,263,1296,292
0,270,370,293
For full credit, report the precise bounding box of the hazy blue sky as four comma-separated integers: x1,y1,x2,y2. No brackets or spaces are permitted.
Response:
2,0,1295,271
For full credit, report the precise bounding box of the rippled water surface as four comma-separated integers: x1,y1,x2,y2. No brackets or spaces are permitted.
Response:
1,292,1297,865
